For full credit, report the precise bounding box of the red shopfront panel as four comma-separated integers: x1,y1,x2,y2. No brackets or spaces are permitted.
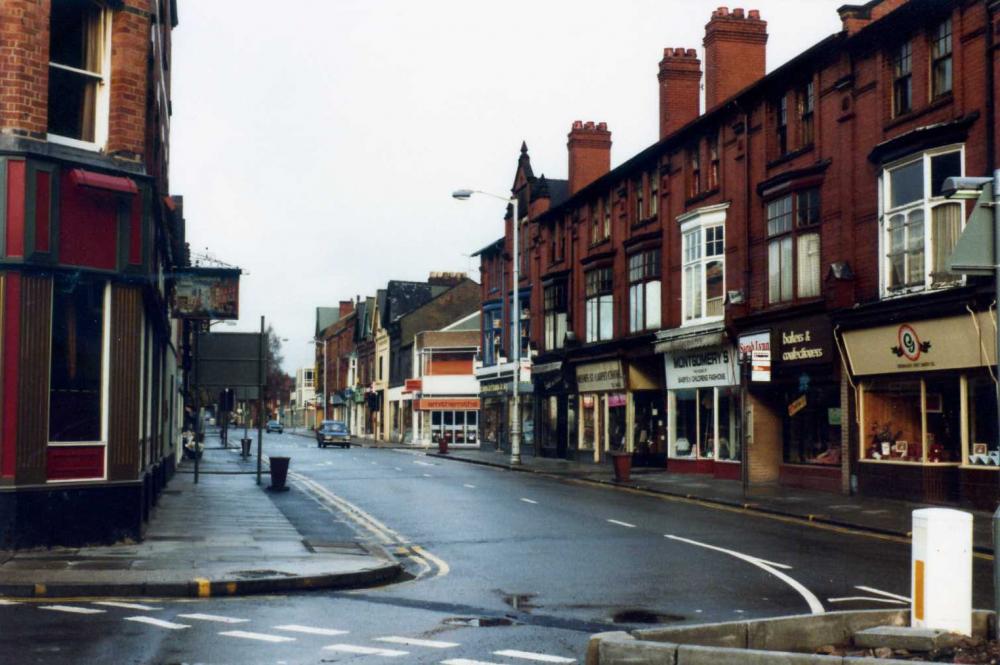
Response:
35,169,51,253
47,446,105,481
1,274,21,479
58,171,120,270
128,194,142,265
5,160,25,257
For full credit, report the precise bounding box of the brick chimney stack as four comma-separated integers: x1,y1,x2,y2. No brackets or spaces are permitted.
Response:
658,48,702,140
338,300,354,317
567,121,612,195
703,7,767,111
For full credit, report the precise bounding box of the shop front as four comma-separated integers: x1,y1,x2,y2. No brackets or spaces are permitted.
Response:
575,359,627,463
627,355,667,467
415,397,480,447
656,324,740,478
841,311,997,507
533,361,579,460
476,364,534,455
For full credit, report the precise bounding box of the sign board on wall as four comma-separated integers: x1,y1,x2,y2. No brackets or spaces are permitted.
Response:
172,268,240,320
842,312,997,376
664,345,737,390
739,331,771,382
415,398,480,411
773,316,832,367
576,360,625,393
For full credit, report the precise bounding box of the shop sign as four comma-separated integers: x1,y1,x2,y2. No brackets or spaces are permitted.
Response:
751,350,771,382
664,345,737,390
738,331,771,360
416,398,480,411
479,381,510,396
788,394,807,417
576,360,625,392
404,379,422,393
774,316,832,367
842,312,996,376
608,393,627,407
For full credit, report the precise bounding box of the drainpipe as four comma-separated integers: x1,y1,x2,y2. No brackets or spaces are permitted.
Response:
740,102,752,495
986,1,996,173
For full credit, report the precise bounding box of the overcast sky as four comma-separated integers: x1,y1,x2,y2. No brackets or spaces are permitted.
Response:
170,0,847,374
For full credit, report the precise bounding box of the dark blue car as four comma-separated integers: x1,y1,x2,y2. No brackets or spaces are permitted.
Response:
316,420,351,448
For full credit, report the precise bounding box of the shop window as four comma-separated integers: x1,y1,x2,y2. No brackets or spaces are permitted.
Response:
628,250,661,333
581,394,599,451
543,283,567,351
882,147,963,294
861,377,961,463
799,81,814,147
520,401,534,446
892,41,912,117
585,268,613,343
48,0,112,146
681,215,725,325
968,376,999,465
766,188,821,304
670,387,738,461
782,384,841,466
776,95,788,156
49,275,107,442
931,18,952,99
608,393,627,451
632,392,666,458
540,396,559,450
649,169,659,217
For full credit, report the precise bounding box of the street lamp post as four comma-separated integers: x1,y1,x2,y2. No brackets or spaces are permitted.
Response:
453,188,521,465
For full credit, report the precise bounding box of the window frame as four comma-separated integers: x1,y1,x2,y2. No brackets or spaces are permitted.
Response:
799,81,815,147
776,94,788,155
892,40,913,117
707,135,720,191
634,176,644,223
678,203,728,327
931,17,953,100
879,144,965,296
543,282,568,350
46,1,113,151
765,187,822,306
628,249,662,333
688,145,701,198
649,169,659,217
585,267,614,343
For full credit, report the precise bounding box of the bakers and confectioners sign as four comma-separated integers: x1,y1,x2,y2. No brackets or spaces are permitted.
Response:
774,316,832,367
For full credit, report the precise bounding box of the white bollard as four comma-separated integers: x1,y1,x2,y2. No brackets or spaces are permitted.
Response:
911,508,972,635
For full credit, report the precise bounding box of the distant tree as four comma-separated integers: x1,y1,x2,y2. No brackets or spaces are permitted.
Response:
265,325,291,405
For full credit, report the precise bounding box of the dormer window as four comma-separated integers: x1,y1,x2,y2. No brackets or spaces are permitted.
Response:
48,0,112,148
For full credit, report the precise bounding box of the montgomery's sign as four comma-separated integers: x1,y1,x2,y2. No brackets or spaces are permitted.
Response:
665,345,736,389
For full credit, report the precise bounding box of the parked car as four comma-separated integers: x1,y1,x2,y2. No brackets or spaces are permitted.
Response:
266,420,284,434
316,420,351,448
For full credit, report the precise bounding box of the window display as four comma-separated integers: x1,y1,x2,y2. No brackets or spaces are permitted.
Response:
670,387,737,461
968,376,999,466
782,384,841,466
608,394,627,451
632,392,665,457
581,395,598,451
861,378,963,463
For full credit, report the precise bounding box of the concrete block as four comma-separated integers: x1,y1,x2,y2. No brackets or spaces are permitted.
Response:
853,625,965,651
675,645,839,665
972,609,995,640
599,637,676,664
748,610,908,651
587,632,634,665
634,620,747,648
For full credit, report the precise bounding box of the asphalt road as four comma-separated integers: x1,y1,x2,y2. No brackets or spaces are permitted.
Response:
0,430,992,664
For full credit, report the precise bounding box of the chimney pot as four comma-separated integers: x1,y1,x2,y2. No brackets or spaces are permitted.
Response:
658,43,702,139
704,6,767,110
748,8,760,19
714,6,729,17
567,120,612,195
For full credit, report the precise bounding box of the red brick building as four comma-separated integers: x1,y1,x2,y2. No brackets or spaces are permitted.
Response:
0,0,186,546
476,0,1000,507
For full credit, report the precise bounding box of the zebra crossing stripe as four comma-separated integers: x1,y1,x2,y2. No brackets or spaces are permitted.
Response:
93,601,160,611
375,635,458,648
177,612,249,624
125,616,190,630
322,644,408,657
441,660,502,665
274,624,348,637
494,649,576,663
39,605,105,615
219,630,295,643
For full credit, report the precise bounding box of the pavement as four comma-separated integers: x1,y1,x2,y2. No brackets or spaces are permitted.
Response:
0,436,401,598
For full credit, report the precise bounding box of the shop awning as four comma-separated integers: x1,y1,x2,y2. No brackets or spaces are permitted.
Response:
653,323,726,354
69,168,138,195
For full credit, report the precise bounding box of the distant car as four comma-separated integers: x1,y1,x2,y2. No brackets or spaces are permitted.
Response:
266,420,284,434
316,420,351,448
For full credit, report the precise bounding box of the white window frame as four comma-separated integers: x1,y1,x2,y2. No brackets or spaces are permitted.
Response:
879,144,965,297
46,3,113,151
678,203,729,327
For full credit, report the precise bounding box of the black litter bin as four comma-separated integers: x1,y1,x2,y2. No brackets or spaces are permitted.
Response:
241,438,252,458
268,456,290,492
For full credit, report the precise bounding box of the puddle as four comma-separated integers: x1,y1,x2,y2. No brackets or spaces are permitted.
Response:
612,609,685,624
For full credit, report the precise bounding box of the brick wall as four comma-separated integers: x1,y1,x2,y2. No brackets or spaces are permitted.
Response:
0,1,49,139
107,1,151,161
703,7,767,111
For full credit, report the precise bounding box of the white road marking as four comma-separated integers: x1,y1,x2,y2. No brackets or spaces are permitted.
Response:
828,596,908,605
323,644,408,656
124,616,190,630
520,498,538,504
464,484,476,488
493,649,576,663
665,534,824,615
413,460,433,467
93,601,160,611
855,586,910,602
394,467,403,471
375,636,458,648
177,613,249,623
39,605,106,615
607,519,636,528
423,473,432,477
274,624,348,636
219,630,296,643
0,600,21,606
442,660,503,665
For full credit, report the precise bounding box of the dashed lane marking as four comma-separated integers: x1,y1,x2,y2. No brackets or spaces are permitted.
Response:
394,467,403,471
374,636,458,648
93,601,160,611
219,630,296,643
274,624,348,637
39,605,105,615
413,460,433,467
0,600,21,606
124,616,190,630
322,644,408,657
177,613,249,623
442,660,502,665
855,586,910,602
606,519,636,528
520,498,538,504
493,651,576,663
464,484,476,488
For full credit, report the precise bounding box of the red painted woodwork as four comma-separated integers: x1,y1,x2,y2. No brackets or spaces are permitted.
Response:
35,170,50,253
68,168,138,195
5,160,24,257
714,461,742,480
59,171,117,270
1,274,20,478
778,464,841,493
47,446,105,480
667,458,715,474
128,194,141,265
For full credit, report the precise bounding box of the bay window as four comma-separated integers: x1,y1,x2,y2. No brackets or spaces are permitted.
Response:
766,188,821,304
628,250,661,333
544,283,567,350
48,0,112,147
882,146,963,294
585,268,613,343
680,205,727,325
